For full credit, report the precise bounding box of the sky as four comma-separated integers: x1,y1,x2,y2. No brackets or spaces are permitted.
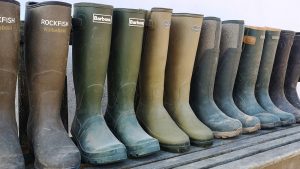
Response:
19,0,300,32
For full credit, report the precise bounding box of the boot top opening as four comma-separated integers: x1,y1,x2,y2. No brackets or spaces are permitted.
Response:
172,13,203,18
114,8,147,14
27,1,71,8
204,16,221,21
0,0,20,6
151,8,173,13
222,20,244,25
74,2,113,9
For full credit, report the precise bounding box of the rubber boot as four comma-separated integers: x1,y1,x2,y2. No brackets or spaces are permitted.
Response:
25,2,81,168
233,26,281,129
190,17,242,138
214,20,261,133
105,8,160,158
0,0,25,168
164,14,214,145
71,3,127,164
136,8,190,153
255,28,296,126
269,30,300,122
285,33,300,109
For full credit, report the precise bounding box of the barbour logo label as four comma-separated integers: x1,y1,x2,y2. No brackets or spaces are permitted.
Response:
272,36,280,40
163,20,171,28
243,36,256,45
192,25,201,32
0,17,15,24
93,14,112,24
129,18,145,27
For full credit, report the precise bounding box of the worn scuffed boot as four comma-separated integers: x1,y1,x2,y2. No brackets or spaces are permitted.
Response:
25,2,81,168
190,17,242,138
105,8,160,158
71,3,127,164
0,0,25,168
214,20,261,133
136,8,190,153
269,30,300,122
233,26,281,129
164,14,214,146
255,28,296,126
285,33,300,109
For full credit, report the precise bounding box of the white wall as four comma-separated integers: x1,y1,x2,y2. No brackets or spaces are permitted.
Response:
19,0,300,31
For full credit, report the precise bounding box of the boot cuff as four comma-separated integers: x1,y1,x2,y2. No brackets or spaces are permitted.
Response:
222,20,244,24
28,1,71,8
204,16,221,21
172,13,203,18
280,30,295,36
0,0,19,5
245,25,265,31
151,7,173,13
114,8,147,14
74,3,113,9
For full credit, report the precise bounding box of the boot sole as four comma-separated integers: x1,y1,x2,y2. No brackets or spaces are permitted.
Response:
281,119,296,126
261,121,281,129
242,124,261,133
127,140,160,158
34,161,80,169
160,142,190,153
213,128,242,139
190,139,213,147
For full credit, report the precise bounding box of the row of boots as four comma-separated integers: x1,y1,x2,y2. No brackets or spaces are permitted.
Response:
1,0,300,168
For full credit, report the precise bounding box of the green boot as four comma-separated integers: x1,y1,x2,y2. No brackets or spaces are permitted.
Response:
105,8,160,158
0,0,25,168
255,28,296,126
136,8,190,153
71,3,127,164
214,20,261,133
190,17,242,138
233,26,281,129
164,13,213,146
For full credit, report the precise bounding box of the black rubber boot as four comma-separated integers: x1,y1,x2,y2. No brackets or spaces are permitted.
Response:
256,28,296,126
233,26,281,129
190,17,242,138
285,32,300,109
25,2,81,168
0,0,25,168
269,30,300,122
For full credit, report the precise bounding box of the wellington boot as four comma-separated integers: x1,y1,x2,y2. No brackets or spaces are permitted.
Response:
214,20,261,133
136,8,190,153
190,17,242,138
285,33,300,109
164,14,214,146
256,28,296,126
25,2,81,168
105,8,160,158
0,0,25,168
71,3,127,164
233,26,281,129
269,30,300,122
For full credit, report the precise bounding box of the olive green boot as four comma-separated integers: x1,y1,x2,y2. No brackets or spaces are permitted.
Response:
105,8,160,158
136,8,190,153
164,13,213,146
233,26,281,129
214,20,261,133
0,0,25,168
255,28,296,126
71,3,127,164
190,17,242,138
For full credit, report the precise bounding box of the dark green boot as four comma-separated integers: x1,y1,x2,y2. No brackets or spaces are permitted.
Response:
214,20,261,133
105,8,160,158
164,13,214,146
233,26,281,129
285,33,300,109
25,2,81,168
255,28,296,126
269,30,300,122
136,8,190,153
190,17,242,138
71,3,127,164
0,0,25,168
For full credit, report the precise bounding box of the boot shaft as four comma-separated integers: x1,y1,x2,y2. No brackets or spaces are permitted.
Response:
72,3,113,116
270,30,295,91
107,8,146,111
164,13,203,103
139,8,172,105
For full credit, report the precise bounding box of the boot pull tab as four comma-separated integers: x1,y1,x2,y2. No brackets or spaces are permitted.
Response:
72,18,82,30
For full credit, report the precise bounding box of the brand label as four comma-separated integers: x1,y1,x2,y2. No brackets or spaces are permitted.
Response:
41,19,69,27
0,17,15,24
129,18,145,27
93,14,112,24
192,25,201,32
272,36,280,40
243,36,256,45
163,20,171,28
